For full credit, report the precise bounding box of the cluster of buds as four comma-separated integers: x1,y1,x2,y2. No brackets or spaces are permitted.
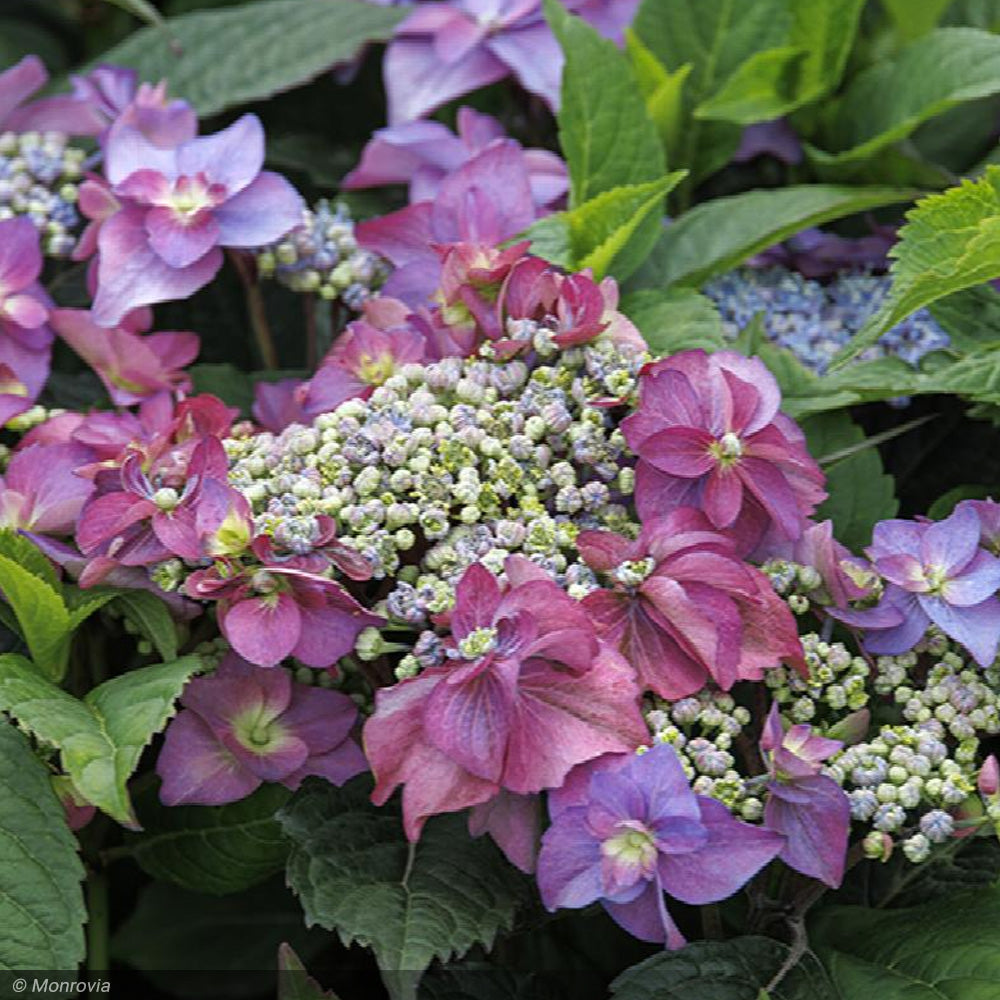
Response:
645,690,761,821
765,632,870,723
255,199,389,310
0,131,84,256
704,267,949,375
224,339,645,635
824,642,999,863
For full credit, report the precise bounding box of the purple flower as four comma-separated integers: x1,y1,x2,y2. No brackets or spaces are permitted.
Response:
344,106,567,209
760,703,849,888
537,743,783,946
0,55,104,136
52,308,199,406
836,506,1000,667
91,115,303,326
733,119,802,166
578,508,804,700
0,217,54,424
157,653,368,806
252,379,308,434
357,139,538,306
622,350,826,555
0,443,94,535
70,66,197,148
383,0,637,123
300,319,428,417
363,560,647,840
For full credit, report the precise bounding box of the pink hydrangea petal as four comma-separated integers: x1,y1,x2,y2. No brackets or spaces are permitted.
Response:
640,427,716,477
92,208,223,326
424,656,518,783
365,671,498,840
485,23,564,108
105,127,178,187
451,562,503,639
157,710,262,806
145,206,220,269
502,644,646,794
221,592,301,667
2,293,48,330
0,217,43,294
468,790,541,873
603,882,685,948
0,55,47,124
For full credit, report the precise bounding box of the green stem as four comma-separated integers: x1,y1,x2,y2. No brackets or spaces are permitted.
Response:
86,868,110,974
229,251,278,370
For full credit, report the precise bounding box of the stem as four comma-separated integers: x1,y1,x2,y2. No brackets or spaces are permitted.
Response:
86,868,110,974
229,251,278,370
763,914,808,995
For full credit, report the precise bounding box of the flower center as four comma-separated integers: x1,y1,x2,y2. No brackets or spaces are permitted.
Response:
601,822,658,877
458,626,498,660
709,431,744,467
613,557,655,587
356,351,395,387
924,564,949,595
169,173,225,222
152,486,179,511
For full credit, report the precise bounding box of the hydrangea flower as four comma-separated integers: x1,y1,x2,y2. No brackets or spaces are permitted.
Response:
733,119,802,165
344,106,567,210
364,560,647,839
300,319,428,417
0,442,94,534
90,115,303,325
0,217,54,424
383,0,637,123
52,308,199,406
622,350,826,554
357,139,537,306
578,509,803,699
0,55,104,136
836,506,1000,667
536,743,783,946
157,653,367,806
760,703,849,887
69,65,197,148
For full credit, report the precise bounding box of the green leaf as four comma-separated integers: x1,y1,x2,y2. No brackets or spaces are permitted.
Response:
111,590,180,663
831,168,1000,367
625,31,692,157
0,530,60,590
696,0,865,122
544,0,664,205
523,173,687,280
812,887,1000,997
63,586,121,632
627,185,917,290
0,653,205,827
610,935,837,1000
279,943,342,1000
815,28,1000,165
631,0,787,177
882,0,954,42
189,363,254,415
0,720,86,970
280,777,530,1000
0,547,71,681
928,283,1000,353
929,484,996,520
94,0,406,118
104,0,166,27
695,46,809,124
803,412,898,552
621,288,726,355
127,783,291,895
